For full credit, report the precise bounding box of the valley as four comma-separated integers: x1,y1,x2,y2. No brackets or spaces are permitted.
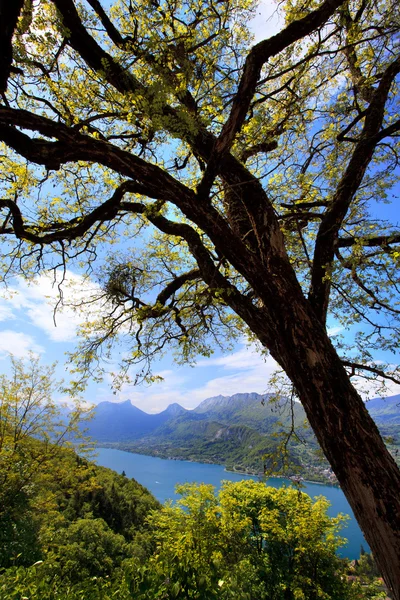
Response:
85,393,400,485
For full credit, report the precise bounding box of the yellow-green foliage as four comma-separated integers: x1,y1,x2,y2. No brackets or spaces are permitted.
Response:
137,481,353,599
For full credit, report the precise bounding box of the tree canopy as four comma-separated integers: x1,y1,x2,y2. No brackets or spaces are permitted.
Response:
0,0,400,596
138,481,355,599
0,354,88,566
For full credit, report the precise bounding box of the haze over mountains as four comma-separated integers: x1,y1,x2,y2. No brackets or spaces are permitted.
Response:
86,393,300,439
84,393,400,481
87,399,186,442
86,392,400,441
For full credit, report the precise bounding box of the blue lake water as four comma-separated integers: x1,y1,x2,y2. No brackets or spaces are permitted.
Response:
95,447,368,560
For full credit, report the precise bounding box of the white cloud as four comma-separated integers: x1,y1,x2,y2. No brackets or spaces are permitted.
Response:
104,368,191,414
104,344,280,413
187,356,278,404
0,330,44,359
250,0,283,43
327,326,344,337
353,374,400,400
198,345,270,371
0,301,14,322
0,272,103,343
96,337,400,415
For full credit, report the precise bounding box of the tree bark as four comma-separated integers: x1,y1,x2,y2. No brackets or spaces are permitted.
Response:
278,318,400,599
180,177,400,595
0,0,25,93
226,270,400,599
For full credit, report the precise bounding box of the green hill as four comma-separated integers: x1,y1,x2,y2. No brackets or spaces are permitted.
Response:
97,392,400,483
103,394,327,481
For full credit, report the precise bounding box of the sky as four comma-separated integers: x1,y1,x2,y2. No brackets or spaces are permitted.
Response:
0,270,286,412
0,1,399,413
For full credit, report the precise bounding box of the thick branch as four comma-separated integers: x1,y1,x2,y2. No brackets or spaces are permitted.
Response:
30,0,282,265
0,0,25,92
52,0,196,118
309,55,400,323
0,106,194,204
375,118,400,142
197,0,344,198
336,109,368,142
240,140,278,162
340,2,375,103
156,269,200,306
337,232,400,248
85,0,129,48
280,200,329,210
0,181,145,244
52,0,143,95
0,106,264,291
120,201,268,333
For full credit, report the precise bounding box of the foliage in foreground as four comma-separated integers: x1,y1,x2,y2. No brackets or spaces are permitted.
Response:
0,355,159,595
0,357,387,599
0,477,387,600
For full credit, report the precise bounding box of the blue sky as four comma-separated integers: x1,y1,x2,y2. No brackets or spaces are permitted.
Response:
0,270,286,412
1,237,399,414
0,1,399,413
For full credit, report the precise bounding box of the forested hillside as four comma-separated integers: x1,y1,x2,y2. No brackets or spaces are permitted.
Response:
0,358,389,599
90,393,400,483
0,448,387,600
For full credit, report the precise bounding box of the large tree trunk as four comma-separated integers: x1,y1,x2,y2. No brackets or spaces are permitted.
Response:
245,291,400,599
190,152,400,599
0,0,25,93
282,328,400,598
197,217,400,596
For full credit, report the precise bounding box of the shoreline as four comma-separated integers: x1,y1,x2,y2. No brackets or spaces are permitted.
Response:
223,467,339,487
97,444,337,487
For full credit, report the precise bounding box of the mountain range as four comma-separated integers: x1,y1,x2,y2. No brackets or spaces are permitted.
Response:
85,399,186,442
84,392,400,482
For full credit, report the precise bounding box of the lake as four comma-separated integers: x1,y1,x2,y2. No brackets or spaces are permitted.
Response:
95,447,368,560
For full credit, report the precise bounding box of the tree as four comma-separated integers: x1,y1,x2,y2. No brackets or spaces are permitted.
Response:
0,354,87,566
137,481,356,599
49,518,128,580
0,0,399,594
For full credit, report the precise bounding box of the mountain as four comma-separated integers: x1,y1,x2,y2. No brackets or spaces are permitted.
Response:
85,400,188,442
193,392,307,433
85,392,400,482
366,395,400,440
366,395,400,423
87,392,400,444
162,402,187,418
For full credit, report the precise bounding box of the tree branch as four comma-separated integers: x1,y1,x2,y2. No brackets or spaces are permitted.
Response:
156,269,201,306
342,360,400,385
335,247,400,315
0,0,25,92
0,106,194,204
0,181,146,244
51,0,143,95
85,0,131,49
120,201,266,332
375,118,400,142
339,2,375,103
309,54,400,323
240,140,278,162
197,0,345,199
337,232,400,248
30,0,283,265
0,106,264,297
